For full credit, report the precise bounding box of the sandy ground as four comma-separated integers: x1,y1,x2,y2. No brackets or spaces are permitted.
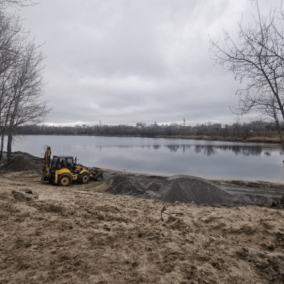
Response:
0,170,284,284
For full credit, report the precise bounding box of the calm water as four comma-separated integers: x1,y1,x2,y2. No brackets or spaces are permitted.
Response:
9,135,284,182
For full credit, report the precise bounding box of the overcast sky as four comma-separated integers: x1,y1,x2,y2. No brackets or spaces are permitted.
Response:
17,0,282,126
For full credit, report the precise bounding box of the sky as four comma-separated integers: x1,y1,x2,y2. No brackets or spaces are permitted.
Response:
15,0,283,126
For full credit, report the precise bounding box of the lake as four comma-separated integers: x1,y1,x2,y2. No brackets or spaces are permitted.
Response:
9,135,284,182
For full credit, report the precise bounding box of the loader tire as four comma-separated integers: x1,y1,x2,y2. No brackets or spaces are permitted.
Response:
58,174,72,186
79,172,90,184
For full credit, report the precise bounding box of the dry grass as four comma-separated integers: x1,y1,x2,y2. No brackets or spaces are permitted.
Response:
157,135,282,143
244,136,281,143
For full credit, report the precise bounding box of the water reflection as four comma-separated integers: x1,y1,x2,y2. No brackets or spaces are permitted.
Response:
193,145,263,156
9,136,284,182
166,145,180,152
194,145,217,156
103,144,278,156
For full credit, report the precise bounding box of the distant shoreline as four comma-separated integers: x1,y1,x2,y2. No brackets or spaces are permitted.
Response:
16,133,282,144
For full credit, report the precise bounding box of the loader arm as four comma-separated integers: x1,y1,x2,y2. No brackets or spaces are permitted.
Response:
42,146,51,180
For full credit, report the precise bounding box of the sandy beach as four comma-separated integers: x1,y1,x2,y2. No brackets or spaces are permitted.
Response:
0,164,284,283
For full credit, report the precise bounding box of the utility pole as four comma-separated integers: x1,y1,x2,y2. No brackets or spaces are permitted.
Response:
183,118,185,127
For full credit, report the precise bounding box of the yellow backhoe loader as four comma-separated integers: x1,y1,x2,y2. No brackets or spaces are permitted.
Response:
42,146,103,186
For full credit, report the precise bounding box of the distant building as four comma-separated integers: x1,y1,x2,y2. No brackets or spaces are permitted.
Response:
136,122,146,129
149,121,159,128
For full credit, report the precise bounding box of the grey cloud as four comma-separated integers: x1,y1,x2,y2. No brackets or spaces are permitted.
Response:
17,0,282,126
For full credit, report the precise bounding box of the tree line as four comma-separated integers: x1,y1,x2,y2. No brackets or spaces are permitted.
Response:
0,0,49,159
15,120,283,141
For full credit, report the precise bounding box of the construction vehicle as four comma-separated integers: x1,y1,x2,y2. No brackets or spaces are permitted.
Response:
42,146,103,186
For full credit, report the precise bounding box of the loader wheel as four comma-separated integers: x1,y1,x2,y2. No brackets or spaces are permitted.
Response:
58,174,72,186
79,173,90,184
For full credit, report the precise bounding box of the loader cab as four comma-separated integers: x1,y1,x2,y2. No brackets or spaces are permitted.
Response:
51,156,75,171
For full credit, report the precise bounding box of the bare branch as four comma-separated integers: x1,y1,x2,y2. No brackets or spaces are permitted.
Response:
210,0,284,133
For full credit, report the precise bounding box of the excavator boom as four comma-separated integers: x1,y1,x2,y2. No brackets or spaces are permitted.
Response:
42,146,51,181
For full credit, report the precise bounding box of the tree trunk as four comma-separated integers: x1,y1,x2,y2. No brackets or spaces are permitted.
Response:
0,132,4,161
7,131,12,160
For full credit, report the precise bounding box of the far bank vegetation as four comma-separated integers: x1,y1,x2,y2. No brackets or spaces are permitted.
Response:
17,120,284,143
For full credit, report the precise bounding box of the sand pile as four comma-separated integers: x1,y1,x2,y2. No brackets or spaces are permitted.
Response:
106,175,147,197
106,174,161,198
104,173,278,207
0,155,41,172
158,175,235,206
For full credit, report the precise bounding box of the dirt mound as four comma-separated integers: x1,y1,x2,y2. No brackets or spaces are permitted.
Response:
0,155,40,172
105,174,163,198
158,175,234,206
106,174,238,206
106,175,147,197
12,151,41,160
11,190,36,202
104,173,276,206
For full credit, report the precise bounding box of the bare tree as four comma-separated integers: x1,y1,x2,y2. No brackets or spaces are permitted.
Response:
0,9,25,158
5,42,49,158
210,0,284,143
0,0,36,7
0,0,50,159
